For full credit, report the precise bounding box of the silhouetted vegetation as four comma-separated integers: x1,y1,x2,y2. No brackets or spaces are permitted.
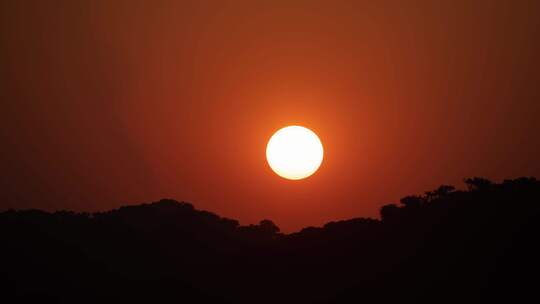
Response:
1,177,539,303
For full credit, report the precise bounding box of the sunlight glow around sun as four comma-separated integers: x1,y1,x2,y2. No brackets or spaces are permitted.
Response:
266,126,324,180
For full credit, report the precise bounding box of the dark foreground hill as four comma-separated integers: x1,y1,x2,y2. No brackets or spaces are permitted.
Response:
1,177,539,303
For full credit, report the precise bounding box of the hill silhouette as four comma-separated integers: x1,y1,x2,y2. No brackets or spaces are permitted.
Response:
1,177,539,303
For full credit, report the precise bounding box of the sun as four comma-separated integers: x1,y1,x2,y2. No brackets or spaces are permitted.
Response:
266,126,324,180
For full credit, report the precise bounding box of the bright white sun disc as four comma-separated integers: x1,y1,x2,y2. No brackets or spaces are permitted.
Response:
266,126,324,180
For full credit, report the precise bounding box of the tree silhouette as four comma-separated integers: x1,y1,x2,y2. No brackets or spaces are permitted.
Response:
400,195,424,207
433,185,455,198
464,177,493,191
1,177,539,303
380,204,400,222
258,219,280,235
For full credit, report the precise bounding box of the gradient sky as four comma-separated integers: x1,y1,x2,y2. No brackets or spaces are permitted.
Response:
2,0,539,231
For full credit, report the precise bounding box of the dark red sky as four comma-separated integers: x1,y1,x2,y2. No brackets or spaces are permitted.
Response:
2,0,539,231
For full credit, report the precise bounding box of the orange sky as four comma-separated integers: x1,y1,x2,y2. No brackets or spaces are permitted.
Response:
2,0,540,231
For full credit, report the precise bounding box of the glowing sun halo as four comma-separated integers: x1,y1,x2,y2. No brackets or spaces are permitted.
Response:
266,126,324,180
